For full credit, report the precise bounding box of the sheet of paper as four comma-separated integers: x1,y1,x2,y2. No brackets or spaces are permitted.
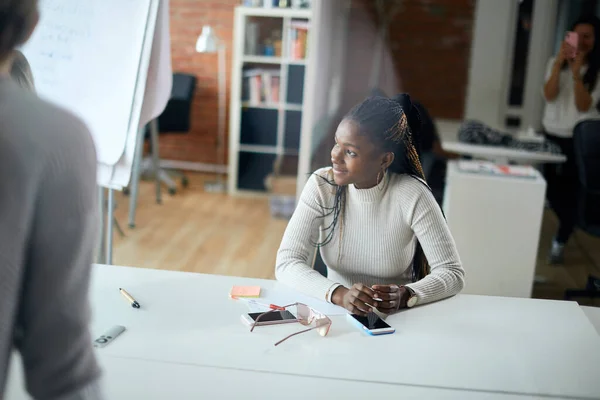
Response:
238,299,269,313
21,0,151,166
258,287,348,316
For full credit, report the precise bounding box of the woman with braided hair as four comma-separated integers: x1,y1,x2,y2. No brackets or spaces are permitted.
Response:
275,94,464,316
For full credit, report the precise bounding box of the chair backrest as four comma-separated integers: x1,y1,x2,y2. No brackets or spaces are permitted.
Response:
573,120,600,236
157,73,197,133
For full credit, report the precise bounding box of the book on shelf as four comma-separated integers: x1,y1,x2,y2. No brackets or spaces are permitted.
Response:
289,20,309,61
242,68,281,106
457,160,538,179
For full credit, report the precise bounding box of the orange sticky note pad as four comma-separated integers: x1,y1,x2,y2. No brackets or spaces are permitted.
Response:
229,285,261,298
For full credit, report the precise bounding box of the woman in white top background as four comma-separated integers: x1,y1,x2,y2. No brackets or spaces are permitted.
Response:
275,94,464,316
542,15,600,264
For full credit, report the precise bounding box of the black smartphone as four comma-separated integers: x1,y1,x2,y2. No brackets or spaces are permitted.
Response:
347,312,395,335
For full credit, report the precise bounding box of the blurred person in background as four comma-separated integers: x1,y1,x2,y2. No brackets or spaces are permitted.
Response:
542,15,600,264
0,0,105,398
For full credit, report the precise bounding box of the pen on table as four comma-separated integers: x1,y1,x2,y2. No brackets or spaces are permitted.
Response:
119,288,141,309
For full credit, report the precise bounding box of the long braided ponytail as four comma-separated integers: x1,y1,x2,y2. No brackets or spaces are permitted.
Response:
313,93,437,283
387,94,431,281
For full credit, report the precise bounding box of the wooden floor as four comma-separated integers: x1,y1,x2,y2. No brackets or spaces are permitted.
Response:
112,172,288,279
112,172,600,305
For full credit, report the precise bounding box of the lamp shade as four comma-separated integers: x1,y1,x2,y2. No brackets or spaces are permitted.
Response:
196,25,219,53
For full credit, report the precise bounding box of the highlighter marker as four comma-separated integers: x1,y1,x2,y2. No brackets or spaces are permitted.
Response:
119,288,141,309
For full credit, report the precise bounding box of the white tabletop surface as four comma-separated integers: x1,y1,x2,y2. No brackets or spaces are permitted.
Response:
7,265,600,399
441,141,567,164
582,306,600,335
5,352,550,400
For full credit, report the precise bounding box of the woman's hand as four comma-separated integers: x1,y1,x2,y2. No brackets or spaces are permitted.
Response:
331,283,378,316
371,285,409,314
569,51,585,77
556,40,571,65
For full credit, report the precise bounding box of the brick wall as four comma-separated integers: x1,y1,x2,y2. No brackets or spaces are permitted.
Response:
159,0,238,164
161,0,474,164
383,0,476,119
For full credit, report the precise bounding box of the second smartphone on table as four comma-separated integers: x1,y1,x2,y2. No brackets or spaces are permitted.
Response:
241,310,298,326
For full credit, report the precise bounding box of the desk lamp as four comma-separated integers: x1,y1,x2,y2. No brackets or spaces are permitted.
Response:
196,25,227,193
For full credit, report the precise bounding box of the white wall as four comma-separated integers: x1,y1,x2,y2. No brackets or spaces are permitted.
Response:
464,0,517,130
523,0,559,131
339,1,401,113
297,0,350,196
464,0,560,131
307,0,349,156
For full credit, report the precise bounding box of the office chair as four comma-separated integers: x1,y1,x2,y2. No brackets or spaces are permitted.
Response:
138,72,197,195
151,72,197,194
312,248,328,278
563,120,600,302
127,72,197,228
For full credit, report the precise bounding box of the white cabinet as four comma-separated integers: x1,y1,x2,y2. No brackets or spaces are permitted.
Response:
443,161,547,298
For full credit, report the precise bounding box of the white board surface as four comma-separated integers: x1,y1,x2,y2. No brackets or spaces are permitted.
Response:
21,0,156,174
101,0,171,190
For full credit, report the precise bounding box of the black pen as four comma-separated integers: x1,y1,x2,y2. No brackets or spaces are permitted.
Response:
119,288,141,309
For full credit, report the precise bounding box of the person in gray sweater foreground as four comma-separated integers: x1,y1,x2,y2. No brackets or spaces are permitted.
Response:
0,1,105,398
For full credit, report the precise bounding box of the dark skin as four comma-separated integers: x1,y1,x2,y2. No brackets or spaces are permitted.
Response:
570,23,595,112
329,119,411,316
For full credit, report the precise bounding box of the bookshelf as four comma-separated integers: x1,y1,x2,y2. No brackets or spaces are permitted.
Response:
228,5,315,196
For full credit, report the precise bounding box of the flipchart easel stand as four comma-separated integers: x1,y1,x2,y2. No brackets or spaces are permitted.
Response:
97,124,151,265
96,0,171,265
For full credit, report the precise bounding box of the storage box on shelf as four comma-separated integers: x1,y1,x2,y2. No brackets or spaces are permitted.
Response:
264,154,298,219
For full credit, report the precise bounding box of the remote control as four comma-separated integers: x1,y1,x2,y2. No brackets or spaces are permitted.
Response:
93,325,126,348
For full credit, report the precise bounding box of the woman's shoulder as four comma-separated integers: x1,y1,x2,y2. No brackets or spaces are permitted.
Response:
312,166,334,181
308,166,336,189
389,173,434,202
1,81,96,175
300,167,337,199
8,81,94,150
544,56,566,75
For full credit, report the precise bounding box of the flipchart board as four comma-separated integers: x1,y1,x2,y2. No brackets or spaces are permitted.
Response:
107,0,173,190
21,0,162,189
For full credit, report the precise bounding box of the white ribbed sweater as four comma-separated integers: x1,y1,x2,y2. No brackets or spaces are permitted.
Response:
275,167,465,306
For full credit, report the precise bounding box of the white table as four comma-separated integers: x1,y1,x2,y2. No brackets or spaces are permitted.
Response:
582,306,600,335
6,265,600,399
6,353,550,400
441,141,567,164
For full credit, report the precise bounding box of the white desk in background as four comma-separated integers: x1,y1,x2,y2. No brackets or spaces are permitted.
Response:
442,161,546,298
441,141,567,165
582,305,600,335
433,120,566,165
6,265,600,399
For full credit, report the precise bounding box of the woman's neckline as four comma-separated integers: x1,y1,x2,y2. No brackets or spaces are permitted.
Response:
348,171,389,203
